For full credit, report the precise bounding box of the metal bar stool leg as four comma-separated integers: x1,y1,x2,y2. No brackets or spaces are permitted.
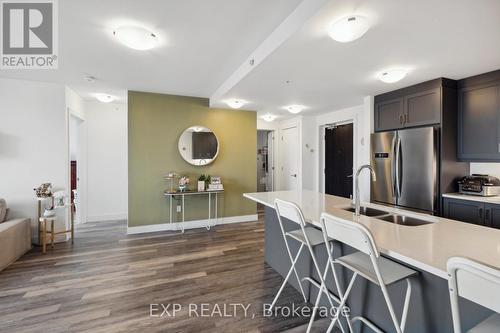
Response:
400,278,412,332
326,273,358,333
306,243,349,333
274,210,308,304
269,243,306,310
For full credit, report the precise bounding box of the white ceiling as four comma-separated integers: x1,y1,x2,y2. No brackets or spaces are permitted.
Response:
1,0,500,119
213,0,500,118
0,0,302,102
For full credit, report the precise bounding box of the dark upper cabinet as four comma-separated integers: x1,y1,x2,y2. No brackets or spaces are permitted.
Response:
443,197,485,226
374,98,403,131
374,80,449,132
404,88,441,127
458,78,500,161
485,203,500,229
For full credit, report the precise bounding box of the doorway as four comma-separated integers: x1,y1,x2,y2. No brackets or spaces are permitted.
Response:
257,130,274,192
69,113,85,224
324,123,354,198
279,126,299,190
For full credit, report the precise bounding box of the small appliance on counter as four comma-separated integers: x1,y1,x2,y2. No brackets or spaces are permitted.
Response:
458,174,500,196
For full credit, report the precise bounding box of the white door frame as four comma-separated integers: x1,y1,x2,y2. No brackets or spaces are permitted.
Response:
267,130,276,191
66,107,87,225
318,117,357,194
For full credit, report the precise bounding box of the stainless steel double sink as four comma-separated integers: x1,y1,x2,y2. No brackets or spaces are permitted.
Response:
341,206,433,226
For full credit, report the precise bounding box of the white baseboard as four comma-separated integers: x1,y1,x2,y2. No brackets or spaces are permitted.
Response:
126,214,258,235
86,213,128,223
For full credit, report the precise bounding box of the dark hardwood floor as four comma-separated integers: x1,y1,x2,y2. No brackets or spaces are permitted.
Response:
0,219,321,333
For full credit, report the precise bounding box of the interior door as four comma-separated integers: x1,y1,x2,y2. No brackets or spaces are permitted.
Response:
280,126,299,190
324,124,353,198
397,127,437,213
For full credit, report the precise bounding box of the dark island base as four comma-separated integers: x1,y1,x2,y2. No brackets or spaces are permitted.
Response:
264,206,492,333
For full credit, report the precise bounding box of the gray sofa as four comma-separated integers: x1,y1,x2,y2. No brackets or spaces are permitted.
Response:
0,216,32,271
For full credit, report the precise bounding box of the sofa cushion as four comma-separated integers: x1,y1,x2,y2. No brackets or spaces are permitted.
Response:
0,199,7,223
0,218,32,272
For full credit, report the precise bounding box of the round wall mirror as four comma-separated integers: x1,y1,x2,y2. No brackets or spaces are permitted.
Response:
178,126,219,166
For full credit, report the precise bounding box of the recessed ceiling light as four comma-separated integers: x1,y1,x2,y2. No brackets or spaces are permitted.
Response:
285,105,306,114
225,99,247,109
113,26,158,50
95,93,115,103
378,69,409,83
261,114,277,122
328,15,370,43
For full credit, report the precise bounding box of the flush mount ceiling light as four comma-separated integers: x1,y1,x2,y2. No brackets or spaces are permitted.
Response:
328,15,370,42
225,99,247,109
378,69,409,83
113,26,158,50
261,114,277,122
285,104,306,114
95,93,115,103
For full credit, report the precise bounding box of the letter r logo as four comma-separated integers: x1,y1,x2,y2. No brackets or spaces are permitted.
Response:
1,1,53,54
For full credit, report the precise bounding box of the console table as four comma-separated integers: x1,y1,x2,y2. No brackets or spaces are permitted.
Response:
163,190,224,233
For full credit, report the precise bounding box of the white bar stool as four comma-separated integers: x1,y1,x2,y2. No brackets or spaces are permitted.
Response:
321,212,417,333
447,257,500,333
271,199,347,333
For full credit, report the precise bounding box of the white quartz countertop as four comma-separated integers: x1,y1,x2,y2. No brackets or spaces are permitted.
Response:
443,192,500,204
244,190,500,279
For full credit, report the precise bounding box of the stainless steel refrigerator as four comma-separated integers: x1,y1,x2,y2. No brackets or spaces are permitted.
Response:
371,127,438,214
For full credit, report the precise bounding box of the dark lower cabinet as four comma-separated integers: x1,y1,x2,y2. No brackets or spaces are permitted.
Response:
443,197,485,226
485,203,500,229
443,197,500,229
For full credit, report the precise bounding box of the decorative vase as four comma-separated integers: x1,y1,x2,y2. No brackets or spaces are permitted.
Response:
179,184,187,192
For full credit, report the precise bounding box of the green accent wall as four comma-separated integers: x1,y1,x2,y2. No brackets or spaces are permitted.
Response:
128,91,257,227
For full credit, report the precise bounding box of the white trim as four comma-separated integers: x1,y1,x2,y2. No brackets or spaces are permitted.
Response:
126,214,258,235
87,213,128,223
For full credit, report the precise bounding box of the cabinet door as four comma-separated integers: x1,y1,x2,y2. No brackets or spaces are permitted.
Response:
443,198,485,225
485,203,500,229
458,82,500,161
403,88,441,127
375,98,403,132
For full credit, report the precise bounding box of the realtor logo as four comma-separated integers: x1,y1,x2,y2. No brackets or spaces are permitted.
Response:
1,0,58,69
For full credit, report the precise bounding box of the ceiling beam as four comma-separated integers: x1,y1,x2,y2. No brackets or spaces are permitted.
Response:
209,0,330,107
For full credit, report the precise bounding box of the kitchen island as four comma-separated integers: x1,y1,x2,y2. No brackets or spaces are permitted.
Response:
244,190,500,333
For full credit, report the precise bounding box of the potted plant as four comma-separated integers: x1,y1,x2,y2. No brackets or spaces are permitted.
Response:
198,174,211,192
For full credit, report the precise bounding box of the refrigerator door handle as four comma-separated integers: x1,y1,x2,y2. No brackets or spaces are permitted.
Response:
395,137,402,198
391,136,397,199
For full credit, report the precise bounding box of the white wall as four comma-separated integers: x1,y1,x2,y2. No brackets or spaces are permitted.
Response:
301,116,316,190
257,118,279,131
470,163,500,178
0,78,67,241
85,101,128,222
